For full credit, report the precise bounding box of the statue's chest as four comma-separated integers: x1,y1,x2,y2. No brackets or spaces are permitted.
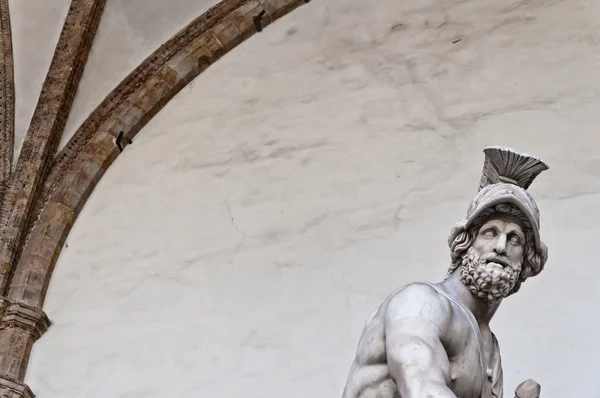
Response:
448,339,489,398
444,302,495,398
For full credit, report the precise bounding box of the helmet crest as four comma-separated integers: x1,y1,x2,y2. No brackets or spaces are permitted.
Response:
449,146,549,268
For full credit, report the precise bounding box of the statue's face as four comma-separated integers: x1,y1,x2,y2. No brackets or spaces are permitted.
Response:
472,218,525,270
461,217,525,303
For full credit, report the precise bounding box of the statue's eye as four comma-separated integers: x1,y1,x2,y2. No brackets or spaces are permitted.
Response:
482,229,496,238
509,235,521,245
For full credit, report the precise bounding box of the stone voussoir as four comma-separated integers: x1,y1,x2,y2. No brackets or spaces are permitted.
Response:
115,102,145,131
126,83,161,114
212,6,257,50
165,52,200,86
53,157,103,212
184,31,227,71
99,116,131,139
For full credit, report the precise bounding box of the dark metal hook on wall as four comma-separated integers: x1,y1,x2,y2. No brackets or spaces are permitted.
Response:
253,10,266,32
115,131,133,152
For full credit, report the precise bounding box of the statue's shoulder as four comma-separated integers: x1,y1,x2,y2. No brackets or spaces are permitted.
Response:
382,282,453,327
384,281,447,303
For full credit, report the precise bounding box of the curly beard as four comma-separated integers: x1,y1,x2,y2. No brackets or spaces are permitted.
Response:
460,247,521,303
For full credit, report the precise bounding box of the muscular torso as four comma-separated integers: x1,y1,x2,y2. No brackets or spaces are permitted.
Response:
342,283,502,398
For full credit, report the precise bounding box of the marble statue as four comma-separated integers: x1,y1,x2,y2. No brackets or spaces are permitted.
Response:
342,146,549,398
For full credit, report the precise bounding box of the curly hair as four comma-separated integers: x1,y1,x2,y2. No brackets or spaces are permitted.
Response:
447,203,544,296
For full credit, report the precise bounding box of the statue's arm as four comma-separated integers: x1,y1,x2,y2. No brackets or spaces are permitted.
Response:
384,284,457,398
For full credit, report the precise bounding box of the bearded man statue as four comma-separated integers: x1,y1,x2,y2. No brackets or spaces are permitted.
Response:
342,146,549,398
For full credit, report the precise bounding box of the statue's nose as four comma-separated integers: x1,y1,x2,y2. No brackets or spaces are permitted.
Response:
493,234,507,254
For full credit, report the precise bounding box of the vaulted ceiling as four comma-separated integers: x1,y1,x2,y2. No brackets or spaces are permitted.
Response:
0,1,312,396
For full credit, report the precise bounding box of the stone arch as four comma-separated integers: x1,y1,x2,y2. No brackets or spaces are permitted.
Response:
12,0,310,307
2,0,311,389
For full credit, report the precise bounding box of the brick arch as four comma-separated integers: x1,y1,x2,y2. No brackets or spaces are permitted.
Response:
1,0,310,390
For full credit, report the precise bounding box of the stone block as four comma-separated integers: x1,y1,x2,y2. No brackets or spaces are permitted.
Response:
165,52,199,85
212,17,244,50
515,379,541,398
187,32,226,71
127,84,160,113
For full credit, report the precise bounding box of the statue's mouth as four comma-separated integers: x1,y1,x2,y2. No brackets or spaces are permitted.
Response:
486,258,510,268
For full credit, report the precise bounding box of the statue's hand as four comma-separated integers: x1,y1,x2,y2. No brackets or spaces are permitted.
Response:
514,379,540,398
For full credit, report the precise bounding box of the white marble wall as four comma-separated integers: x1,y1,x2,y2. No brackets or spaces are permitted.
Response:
25,0,600,396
